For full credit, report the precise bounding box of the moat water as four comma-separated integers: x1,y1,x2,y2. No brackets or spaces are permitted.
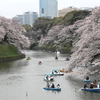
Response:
0,50,99,100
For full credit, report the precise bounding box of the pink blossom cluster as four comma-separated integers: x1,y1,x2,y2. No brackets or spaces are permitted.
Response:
0,16,30,49
65,7,100,77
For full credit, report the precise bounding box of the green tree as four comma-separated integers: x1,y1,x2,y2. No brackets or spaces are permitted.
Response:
22,24,32,32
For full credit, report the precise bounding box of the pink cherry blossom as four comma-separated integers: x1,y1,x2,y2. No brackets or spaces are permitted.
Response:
0,16,30,49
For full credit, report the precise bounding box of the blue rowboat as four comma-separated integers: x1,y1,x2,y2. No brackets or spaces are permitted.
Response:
43,87,61,91
84,79,90,82
81,88,100,92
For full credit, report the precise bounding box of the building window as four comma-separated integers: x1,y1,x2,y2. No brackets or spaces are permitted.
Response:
42,8,44,13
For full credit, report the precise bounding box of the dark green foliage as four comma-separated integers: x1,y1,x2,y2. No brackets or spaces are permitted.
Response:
61,42,73,50
60,10,91,25
33,10,91,32
52,17,63,26
30,42,38,49
23,24,32,32
33,17,53,35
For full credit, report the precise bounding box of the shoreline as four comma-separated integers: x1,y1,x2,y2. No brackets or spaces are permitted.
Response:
0,54,25,62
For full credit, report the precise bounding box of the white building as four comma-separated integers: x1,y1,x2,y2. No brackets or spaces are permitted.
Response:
13,11,38,26
13,15,23,25
23,11,38,26
39,0,58,18
23,12,30,25
30,12,38,26
59,6,79,17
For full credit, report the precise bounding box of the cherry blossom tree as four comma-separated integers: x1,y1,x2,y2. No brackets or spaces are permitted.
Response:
0,16,30,49
65,7,100,77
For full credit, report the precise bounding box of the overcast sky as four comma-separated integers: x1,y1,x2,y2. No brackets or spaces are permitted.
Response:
0,0,100,19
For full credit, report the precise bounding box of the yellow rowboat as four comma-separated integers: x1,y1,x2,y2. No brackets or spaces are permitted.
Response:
38,63,42,65
26,57,31,60
60,70,73,73
55,59,58,60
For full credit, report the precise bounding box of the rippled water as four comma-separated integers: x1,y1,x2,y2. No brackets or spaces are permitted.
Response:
0,50,100,100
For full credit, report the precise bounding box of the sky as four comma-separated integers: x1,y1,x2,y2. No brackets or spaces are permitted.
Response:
0,0,100,19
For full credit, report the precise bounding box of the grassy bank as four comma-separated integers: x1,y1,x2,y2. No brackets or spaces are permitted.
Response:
0,43,25,62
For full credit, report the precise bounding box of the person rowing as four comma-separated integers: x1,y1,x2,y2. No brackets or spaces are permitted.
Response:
55,55,58,60
39,61,42,64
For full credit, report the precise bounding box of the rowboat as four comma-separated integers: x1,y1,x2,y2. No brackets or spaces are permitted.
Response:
26,57,31,60
81,88,100,92
44,74,54,82
55,58,58,60
38,61,42,65
55,56,58,60
60,70,73,73
65,58,70,61
38,63,42,65
84,79,90,82
43,87,61,91
52,69,64,76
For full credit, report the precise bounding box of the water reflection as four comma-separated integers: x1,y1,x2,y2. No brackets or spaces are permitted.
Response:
0,50,100,100
0,59,29,75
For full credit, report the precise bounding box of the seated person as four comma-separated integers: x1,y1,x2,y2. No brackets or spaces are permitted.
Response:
55,56,58,59
93,80,97,84
55,71,58,73
90,84,93,88
51,83,55,88
84,84,88,88
86,76,89,80
56,84,60,88
39,61,42,64
46,82,50,88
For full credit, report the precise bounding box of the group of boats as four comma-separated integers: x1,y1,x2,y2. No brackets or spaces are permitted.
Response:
43,50,70,91
81,77,100,92
26,51,70,92
43,69,64,91
55,56,70,61
26,57,43,65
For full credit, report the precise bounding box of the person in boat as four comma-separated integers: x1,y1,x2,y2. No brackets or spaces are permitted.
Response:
39,61,42,64
46,82,50,88
46,76,48,80
55,70,58,73
66,58,69,61
86,76,89,80
27,57,30,59
93,80,97,84
51,83,55,88
55,55,58,59
84,84,88,88
56,84,60,88
90,83,93,88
